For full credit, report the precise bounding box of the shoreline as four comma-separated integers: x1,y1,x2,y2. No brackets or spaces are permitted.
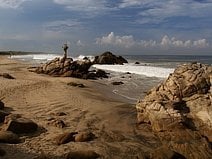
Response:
0,55,150,158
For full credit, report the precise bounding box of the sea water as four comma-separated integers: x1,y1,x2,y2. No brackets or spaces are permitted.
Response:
10,54,212,103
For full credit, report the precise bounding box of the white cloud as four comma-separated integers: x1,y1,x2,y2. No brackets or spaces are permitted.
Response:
44,19,82,32
96,32,135,48
0,0,29,9
119,0,212,24
53,0,111,14
76,40,84,47
96,32,209,49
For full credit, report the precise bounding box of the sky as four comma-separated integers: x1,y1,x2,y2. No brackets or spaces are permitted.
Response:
0,0,212,55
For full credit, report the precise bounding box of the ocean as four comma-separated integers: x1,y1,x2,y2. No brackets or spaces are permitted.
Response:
10,54,212,103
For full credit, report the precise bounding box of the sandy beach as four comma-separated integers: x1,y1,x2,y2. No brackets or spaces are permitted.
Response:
0,55,157,159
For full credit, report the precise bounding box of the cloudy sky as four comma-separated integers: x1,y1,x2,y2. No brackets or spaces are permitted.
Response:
0,0,212,55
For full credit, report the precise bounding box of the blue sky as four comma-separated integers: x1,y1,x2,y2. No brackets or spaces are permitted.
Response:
0,0,212,55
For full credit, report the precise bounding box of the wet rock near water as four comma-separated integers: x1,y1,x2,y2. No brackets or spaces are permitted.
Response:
93,51,128,65
136,63,212,158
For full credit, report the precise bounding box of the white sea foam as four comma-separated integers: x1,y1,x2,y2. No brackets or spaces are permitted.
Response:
92,64,174,78
73,55,95,62
10,54,62,61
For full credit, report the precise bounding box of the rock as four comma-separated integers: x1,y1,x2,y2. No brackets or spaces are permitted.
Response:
2,73,15,79
111,81,124,85
136,63,212,132
0,147,6,156
65,150,100,159
55,112,67,116
55,132,78,145
93,51,128,65
33,57,93,78
150,146,186,159
136,63,212,158
0,100,4,109
135,62,140,64
0,110,9,123
0,131,20,144
47,119,66,128
67,82,85,88
5,115,38,134
74,132,95,142
96,69,108,78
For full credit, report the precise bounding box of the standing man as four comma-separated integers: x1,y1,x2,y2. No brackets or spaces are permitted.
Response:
62,43,69,60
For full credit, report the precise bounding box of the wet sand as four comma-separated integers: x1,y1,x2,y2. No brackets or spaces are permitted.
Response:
0,55,159,159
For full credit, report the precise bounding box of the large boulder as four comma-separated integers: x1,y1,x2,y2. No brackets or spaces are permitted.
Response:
32,57,103,79
136,63,212,158
93,52,128,65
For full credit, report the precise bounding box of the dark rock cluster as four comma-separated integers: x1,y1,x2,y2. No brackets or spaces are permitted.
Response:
93,51,128,65
30,51,128,79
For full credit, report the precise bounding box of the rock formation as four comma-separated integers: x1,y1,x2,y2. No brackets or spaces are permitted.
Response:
93,51,128,64
136,63,212,158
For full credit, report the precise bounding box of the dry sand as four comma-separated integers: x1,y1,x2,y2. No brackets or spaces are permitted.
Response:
0,56,159,159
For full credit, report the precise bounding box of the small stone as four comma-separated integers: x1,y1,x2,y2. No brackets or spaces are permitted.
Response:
135,62,140,64
55,112,67,116
65,150,100,159
2,73,15,79
0,131,20,144
111,81,124,85
74,132,95,142
5,117,38,134
55,132,78,145
48,119,66,128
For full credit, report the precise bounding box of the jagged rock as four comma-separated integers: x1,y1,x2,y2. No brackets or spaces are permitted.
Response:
0,100,4,109
136,63,212,158
96,69,108,78
0,131,20,144
93,51,128,65
55,132,78,145
0,110,9,123
74,132,95,142
34,57,93,78
65,150,100,159
4,115,38,134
